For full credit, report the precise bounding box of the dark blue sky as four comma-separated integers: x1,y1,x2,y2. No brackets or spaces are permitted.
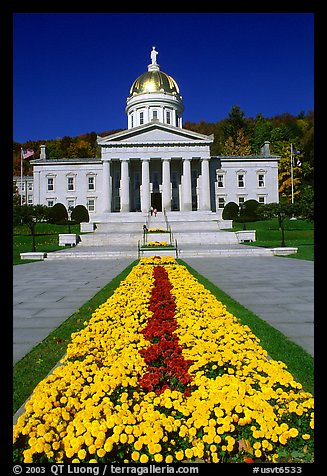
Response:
13,12,314,143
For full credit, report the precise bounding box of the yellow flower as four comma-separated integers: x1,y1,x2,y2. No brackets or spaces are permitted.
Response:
302,434,311,440
289,428,299,438
185,448,193,459
154,454,163,463
77,449,86,461
131,451,139,461
175,450,184,461
140,454,149,463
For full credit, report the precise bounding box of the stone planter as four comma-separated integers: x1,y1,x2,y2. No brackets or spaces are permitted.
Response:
59,234,78,246
80,222,96,232
235,230,256,243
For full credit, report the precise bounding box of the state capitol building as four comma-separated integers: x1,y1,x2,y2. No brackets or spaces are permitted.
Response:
29,48,280,221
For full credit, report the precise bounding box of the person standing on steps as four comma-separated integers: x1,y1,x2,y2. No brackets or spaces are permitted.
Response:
150,206,153,216
153,208,157,217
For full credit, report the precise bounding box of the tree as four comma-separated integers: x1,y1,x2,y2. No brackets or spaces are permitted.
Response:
223,128,252,156
257,202,298,247
223,105,249,142
18,205,49,252
297,185,314,222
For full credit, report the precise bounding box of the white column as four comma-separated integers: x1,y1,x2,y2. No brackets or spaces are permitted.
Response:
181,158,192,211
102,160,111,212
162,158,171,212
141,158,150,213
200,158,211,211
120,159,130,212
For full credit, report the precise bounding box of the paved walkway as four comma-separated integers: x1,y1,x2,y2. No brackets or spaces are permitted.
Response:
183,256,314,356
13,258,134,365
13,254,314,368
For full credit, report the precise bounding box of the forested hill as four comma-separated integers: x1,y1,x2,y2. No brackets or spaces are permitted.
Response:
13,106,314,202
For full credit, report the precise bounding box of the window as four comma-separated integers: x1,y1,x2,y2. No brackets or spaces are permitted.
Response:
28,182,33,191
140,111,144,125
238,174,245,188
258,196,266,204
238,196,245,205
131,114,134,128
67,176,75,191
218,197,225,209
217,174,224,188
67,199,75,209
27,195,33,204
166,110,171,124
47,177,54,191
47,200,54,207
258,174,265,187
88,176,95,190
152,110,158,121
87,198,95,212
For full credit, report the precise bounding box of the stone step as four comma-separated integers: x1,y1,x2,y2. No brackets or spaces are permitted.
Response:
45,245,277,260
79,233,143,246
173,231,239,244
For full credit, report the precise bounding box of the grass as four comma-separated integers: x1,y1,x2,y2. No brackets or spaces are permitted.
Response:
13,260,138,414
230,218,314,261
13,223,81,265
178,259,314,395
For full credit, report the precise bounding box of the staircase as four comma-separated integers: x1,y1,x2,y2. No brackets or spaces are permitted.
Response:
45,211,272,260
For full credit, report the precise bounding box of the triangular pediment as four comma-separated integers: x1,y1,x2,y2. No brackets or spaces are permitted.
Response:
98,123,213,145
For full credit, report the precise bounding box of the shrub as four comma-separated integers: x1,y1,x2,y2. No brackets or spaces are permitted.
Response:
222,201,239,220
238,199,260,222
48,203,68,225
71,205,89,223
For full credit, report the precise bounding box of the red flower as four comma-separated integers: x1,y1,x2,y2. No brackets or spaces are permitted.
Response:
138,266,193,394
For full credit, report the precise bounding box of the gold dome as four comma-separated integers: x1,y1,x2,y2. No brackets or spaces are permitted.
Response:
129,70,180,96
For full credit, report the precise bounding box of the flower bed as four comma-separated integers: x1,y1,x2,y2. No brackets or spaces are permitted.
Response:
144,241,170,247
13,257,314,463
147,228,168,233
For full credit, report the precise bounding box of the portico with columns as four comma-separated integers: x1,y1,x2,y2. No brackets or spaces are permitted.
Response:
98,123,213,213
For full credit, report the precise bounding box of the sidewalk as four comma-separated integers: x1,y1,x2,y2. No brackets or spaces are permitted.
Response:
183,256,314,357
13,258,134,365
13,254,314,368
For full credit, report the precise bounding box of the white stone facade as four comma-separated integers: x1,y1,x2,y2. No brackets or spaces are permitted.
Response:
30,49,280,219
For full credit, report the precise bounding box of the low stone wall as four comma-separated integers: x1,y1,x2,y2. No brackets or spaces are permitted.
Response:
20,252,46,260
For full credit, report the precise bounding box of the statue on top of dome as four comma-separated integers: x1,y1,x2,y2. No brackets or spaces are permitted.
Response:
151,46,158,65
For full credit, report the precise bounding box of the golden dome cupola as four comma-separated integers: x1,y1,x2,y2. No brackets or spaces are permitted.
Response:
126,47,184,129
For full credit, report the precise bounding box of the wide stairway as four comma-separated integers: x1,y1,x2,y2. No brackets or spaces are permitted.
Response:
46,211,273,259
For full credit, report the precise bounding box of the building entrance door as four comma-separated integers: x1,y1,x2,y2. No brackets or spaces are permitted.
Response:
151,192,162,212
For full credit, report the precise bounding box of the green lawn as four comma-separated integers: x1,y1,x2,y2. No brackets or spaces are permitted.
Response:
230,218,314,261
13,218,314,264
13,223,81,265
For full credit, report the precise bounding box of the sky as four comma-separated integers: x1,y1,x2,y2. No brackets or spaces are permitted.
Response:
13,12,314,143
